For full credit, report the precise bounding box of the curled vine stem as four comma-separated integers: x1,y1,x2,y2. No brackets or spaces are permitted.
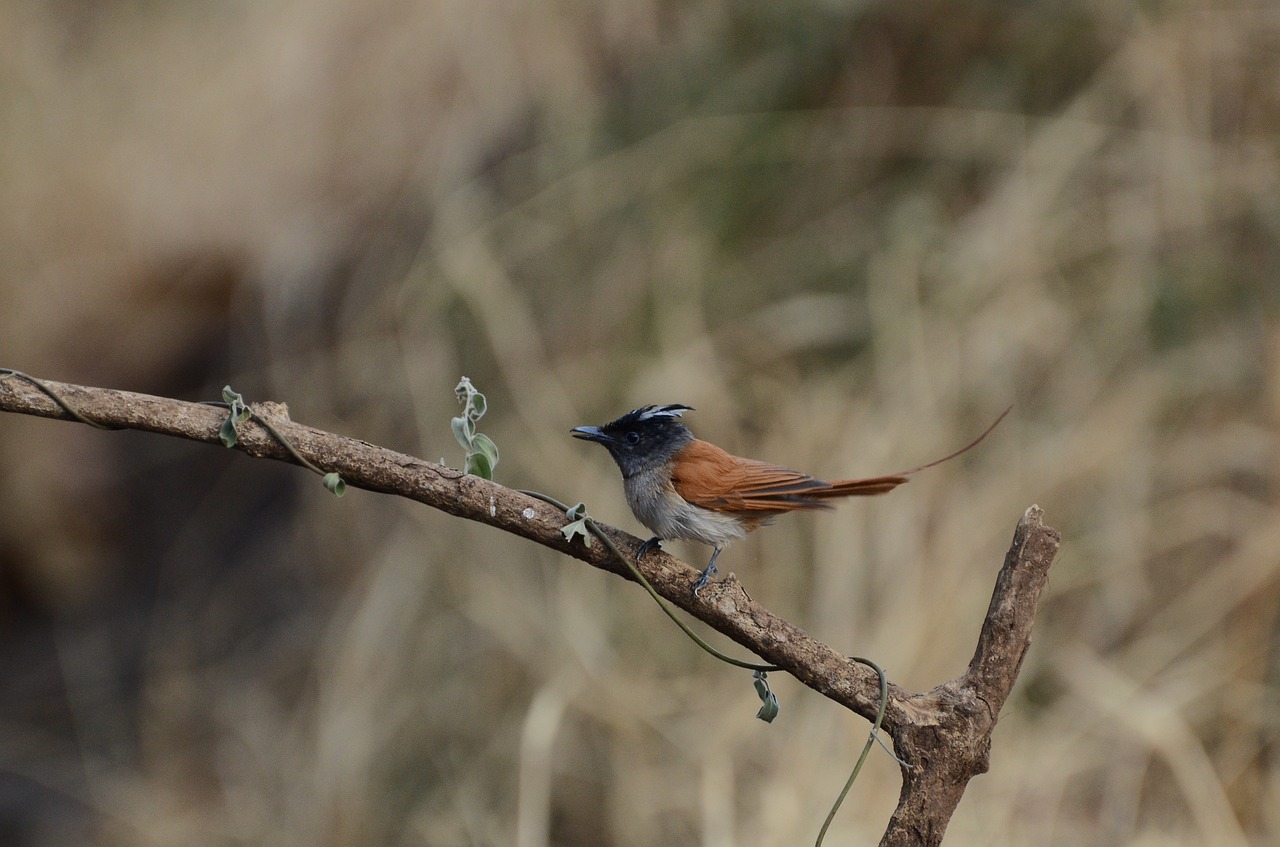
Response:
520,489,777,671
0,369,121,430
518,488,897,846
201,387,345,496
452,377,499,480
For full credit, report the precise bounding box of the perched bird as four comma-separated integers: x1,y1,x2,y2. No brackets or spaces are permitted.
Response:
572,404,1008,595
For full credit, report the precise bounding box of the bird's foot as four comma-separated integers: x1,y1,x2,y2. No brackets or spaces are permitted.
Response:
636,536,662,561
691,562,718,597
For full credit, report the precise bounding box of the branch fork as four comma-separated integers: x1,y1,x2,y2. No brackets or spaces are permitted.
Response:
0,373,1060,846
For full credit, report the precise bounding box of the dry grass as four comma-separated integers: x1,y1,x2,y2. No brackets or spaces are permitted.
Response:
1,1,1277,845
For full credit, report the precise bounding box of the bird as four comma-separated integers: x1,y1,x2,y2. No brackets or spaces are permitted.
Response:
572,403,1009,595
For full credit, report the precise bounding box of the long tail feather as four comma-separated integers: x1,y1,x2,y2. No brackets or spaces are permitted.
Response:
812,474,910,497
819,405,1012,498
890,405,1012,477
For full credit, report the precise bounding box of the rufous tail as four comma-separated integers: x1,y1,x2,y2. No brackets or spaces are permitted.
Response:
819,405,1012,498
814,475,910,497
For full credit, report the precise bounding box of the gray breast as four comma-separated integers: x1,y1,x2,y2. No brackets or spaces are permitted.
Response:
622,468,751,548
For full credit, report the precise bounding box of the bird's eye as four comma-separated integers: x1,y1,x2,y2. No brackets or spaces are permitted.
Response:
624,431,640,445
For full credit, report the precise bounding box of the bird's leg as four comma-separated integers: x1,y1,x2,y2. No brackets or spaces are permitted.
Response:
635,536,663,560
692,547,722,596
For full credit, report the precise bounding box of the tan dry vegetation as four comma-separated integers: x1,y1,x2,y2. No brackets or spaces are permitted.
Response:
1,2,1277,845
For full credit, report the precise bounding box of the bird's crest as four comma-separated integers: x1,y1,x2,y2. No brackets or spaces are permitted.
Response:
605,404,694,429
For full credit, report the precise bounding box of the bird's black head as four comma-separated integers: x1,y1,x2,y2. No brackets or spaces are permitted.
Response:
571,404,695,478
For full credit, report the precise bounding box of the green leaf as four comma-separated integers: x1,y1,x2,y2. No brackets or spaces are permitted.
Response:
451,378,496,476
561,517,591,547
466,451,494,480
756,693,780,723
322,473,346,496
219,415,239,448
753,671,780,723
451,416,473,450
471,433,499,470
222,385,242,406
560,504,592,547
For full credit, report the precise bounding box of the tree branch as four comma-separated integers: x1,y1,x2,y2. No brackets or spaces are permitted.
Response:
879,505,1058,846
0,372,1059,845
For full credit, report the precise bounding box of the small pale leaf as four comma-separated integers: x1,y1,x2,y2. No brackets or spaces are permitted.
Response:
466,451,494,480
561,517,592,547
753,671,780,723
471,433,499,469
322,473,346,497
451,416,473,450
219,416,239,448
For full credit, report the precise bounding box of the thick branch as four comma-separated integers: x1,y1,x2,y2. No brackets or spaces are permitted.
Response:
0,373,1059,845
879,506,1060,847
0,375,892,717
964,505,1059,713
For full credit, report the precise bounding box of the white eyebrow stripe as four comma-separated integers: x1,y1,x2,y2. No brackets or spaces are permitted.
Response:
635,404,692,421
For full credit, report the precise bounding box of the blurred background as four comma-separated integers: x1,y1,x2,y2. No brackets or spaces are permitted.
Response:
1,1,1277,845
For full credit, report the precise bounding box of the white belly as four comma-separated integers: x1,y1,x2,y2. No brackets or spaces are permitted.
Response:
624,471,751,548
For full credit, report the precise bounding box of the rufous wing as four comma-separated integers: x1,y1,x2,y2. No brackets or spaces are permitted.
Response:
670,406,1010,513
670,440,906,513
